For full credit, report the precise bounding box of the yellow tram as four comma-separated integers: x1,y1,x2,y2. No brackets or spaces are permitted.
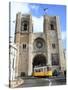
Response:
32,66,52,77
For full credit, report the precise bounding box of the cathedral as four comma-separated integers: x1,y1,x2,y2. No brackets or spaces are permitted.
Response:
14,12,66,77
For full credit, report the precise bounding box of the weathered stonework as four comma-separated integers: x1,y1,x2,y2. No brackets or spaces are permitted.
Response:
15,13,66,76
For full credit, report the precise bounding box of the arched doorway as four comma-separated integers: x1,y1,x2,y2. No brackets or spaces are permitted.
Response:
33,54,47,71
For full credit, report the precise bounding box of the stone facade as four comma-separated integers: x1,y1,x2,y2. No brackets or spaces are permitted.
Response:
15,12,66,76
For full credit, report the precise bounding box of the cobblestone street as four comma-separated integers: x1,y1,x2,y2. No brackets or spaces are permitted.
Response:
17,76,66,88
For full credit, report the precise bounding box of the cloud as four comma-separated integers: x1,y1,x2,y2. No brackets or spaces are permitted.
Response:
32,16,43,32
11,2,30,20
29,4,42,17
29,4,40,10
10,2,30,42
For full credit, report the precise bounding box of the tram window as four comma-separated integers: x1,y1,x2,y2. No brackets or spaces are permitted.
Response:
35,70,37,72
38,69,40,72
35,69,39,72
35,69,42,72
44,68,47,72
47,67,49,71
47,67,51,71
39,69,41,72
40,69,42,72
40,68,43,72
36,69,40,72
37,69,39,72
34,69,35,72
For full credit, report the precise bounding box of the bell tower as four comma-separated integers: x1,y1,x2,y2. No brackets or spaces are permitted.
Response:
15,12,32,76
43,15,65,71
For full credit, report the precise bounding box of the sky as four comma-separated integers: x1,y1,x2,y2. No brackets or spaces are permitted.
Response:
10,2,66,49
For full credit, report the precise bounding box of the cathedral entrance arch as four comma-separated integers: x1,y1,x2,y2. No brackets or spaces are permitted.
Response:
33,54,47,71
